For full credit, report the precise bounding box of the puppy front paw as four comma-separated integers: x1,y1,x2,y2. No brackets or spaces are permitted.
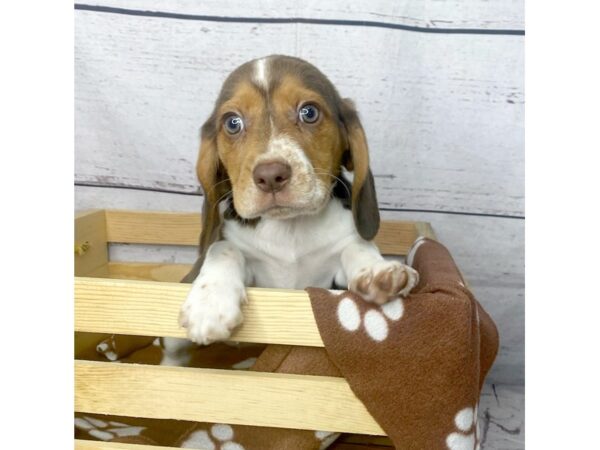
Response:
179,277,246,345
349,260,419,305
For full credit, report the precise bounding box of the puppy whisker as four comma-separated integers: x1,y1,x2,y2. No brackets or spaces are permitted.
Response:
203,177,232,199
213,189,233,209
313,170,352,199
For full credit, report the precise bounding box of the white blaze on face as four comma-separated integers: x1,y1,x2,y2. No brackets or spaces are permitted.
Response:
253,57,270,90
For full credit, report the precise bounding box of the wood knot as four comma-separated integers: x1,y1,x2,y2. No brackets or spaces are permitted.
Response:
74,241,90,256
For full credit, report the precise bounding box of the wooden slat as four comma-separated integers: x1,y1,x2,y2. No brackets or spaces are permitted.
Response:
104,209,422,255
75,440,191,450
75,277,323,346
75,440,392,450
377,221,419,255
75,360,384,435
108,261,192,282
105,210,201,246
75,210,109,277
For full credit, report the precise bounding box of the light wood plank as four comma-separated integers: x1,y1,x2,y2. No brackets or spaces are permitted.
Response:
105,210,200,246
105,209,422,255
75,360,384,435
75,210,109,277
75,440,195,450
108,261,192,282
75,277,324,346
77,201,525,386
75,384,523,449
75,440,393,450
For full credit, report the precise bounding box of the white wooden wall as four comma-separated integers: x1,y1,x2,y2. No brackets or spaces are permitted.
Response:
75,2,524,446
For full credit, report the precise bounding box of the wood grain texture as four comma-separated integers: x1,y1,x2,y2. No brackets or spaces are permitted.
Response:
76,187,524,387
75,8,523,216
108,261,192,281
75,441,182,450
75,210,109,277
75,277,324,346
77,189,524,386
74,3,524,446
75,439,393,450
105,210,201,246
74,384,523,449
75,360,385,435
105,209,423,255
81,0,524,31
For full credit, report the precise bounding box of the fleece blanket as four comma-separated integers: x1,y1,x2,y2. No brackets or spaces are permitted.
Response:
75,238,498,450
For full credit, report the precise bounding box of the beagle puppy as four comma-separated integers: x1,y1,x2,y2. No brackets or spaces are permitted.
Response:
179,55,419,345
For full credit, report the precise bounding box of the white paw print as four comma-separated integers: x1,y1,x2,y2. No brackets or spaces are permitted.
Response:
337,296,404,342
96,336,119,361
74,416,146,441
315,430,340,449
181,424,245,449
446,406,481,450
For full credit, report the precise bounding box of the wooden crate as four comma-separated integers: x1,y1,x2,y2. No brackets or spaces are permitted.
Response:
74,209,435,450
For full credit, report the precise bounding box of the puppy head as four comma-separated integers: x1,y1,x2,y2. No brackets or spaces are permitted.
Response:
197,55,379,250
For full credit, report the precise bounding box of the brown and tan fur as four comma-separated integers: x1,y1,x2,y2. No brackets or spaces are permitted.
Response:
178,55,418,345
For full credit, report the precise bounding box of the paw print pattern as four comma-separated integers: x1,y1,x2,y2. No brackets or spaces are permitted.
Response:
181,424,245,449
74,416,146,441
315,430,341,449
337,296,404,342
96,336,119,361
446,406,481,450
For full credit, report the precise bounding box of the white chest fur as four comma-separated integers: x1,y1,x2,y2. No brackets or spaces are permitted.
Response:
222,199,361,289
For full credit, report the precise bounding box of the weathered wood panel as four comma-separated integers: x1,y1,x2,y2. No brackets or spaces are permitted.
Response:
478,383,524,449
80,0,524,31
75,7,523,216
75,3,524,446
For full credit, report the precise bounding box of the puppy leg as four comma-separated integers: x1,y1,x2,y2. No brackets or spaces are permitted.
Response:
179,241,248,345
338,240,419,305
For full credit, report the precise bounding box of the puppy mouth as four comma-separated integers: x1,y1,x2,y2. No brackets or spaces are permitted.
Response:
232,168,332,220
254,197,312,218
246,192,329,219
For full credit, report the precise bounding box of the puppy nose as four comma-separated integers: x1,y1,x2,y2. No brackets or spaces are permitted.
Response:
253,161,292,193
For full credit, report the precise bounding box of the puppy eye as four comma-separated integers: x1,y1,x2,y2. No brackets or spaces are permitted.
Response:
299,104,320,124
224,115,244,134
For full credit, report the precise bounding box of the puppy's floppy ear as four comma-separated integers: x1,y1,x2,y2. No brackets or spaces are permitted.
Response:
196,117,230,254
339,98,380,241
